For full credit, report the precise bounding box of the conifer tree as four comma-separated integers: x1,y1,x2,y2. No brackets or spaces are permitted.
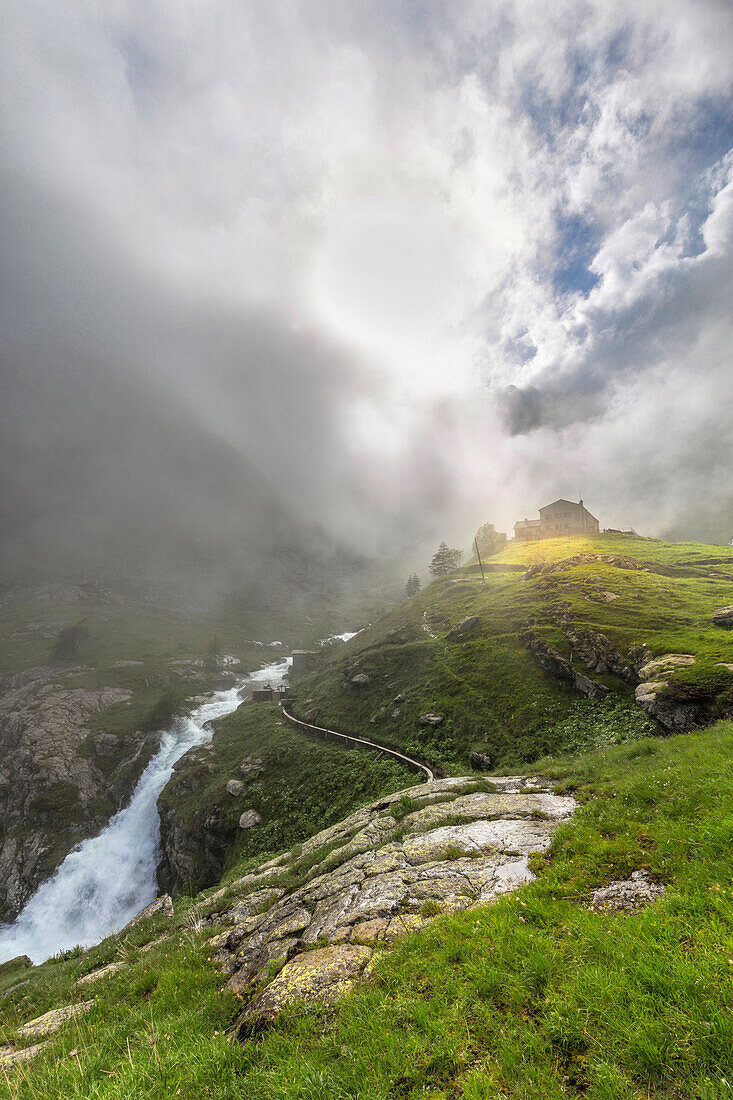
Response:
429,542,463,577
405,573,421,598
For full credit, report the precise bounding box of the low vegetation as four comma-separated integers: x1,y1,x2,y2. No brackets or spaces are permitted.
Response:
157,704,415,894
2,534,733,1096
290,534,733,773
1,718,732,1097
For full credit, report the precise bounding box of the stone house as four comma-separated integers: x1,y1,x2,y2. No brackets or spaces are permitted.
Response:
514,499,600,542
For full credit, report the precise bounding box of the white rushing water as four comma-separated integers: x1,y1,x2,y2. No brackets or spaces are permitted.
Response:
0,656,292,964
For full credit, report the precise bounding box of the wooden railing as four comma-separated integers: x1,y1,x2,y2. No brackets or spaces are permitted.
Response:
280,704,435,783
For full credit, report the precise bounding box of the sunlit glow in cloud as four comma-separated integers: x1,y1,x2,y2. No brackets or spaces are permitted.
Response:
311,198,475,394
1,0,733,559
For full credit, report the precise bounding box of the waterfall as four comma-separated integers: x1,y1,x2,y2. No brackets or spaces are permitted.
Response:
0,656,291,964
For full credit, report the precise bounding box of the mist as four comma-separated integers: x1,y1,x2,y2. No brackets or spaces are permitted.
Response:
2,0,733,597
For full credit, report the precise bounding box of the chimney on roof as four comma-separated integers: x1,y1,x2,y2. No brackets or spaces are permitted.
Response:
579,498,583,507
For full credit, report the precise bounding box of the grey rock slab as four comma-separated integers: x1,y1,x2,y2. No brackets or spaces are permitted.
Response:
76,961,125,986
0,1042,47,1068
225,887,285,926
18,1001,94,1040
238,809,262,829
402,791,574,832
227,936,299,993
639,654,695,681
403,819,561,865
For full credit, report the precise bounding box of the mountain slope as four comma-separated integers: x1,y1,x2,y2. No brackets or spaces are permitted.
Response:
286,534,733,772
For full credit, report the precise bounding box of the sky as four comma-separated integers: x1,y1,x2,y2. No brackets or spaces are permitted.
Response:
2,0,733,570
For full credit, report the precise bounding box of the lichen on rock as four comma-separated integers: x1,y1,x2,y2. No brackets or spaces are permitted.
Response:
205,774,575,1026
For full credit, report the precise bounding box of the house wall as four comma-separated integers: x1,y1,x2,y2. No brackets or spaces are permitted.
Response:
514,502,600,541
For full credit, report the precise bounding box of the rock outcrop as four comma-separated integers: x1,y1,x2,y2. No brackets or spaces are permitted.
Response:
193,775,575,1031
638,654,696,680
590,869,665,912
521,630,608,700
523,553,643,580
557,620,638,683
711,606,733,630
157,796,235,896
0,668,154,918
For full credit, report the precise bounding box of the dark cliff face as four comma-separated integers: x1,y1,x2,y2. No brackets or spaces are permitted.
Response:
157,797,236,898
156,743,236,896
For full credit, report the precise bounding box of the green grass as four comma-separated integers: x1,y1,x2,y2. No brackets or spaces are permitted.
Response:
157,704,416,895
289,535,733,773
3,719,733,1097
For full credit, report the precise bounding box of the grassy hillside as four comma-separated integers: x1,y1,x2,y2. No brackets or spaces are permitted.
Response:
289,535,733,772
1,716,732,1098
157,703,415,895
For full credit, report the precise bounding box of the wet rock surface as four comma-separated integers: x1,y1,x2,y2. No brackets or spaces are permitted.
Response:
200,775,575,1027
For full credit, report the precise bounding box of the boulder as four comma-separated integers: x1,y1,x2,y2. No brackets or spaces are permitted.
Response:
635,681,710,732
238,809,262,830
712,606,733,629
470,751,492,771
590,869,665,912
638,653,695,681
243,944,373,1024
419,713,444,726
350,673,371,687
447,616,480,640
226,779,246,797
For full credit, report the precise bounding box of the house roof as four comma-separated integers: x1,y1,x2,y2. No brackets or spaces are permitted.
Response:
539,498,598,521
540,498,582,510
514,518,541,528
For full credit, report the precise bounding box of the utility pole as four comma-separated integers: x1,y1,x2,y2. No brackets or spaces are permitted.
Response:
474,538,487,583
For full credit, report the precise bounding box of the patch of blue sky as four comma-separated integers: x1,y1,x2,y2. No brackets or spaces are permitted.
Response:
551,212,601,297
677,98,733,177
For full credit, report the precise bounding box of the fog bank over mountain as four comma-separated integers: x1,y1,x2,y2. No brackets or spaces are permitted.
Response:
2,0,732,582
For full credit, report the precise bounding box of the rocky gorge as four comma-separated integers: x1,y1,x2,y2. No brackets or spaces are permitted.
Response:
0,667,155,919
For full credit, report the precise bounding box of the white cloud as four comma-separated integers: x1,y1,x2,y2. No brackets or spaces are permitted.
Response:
1,0,732,554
